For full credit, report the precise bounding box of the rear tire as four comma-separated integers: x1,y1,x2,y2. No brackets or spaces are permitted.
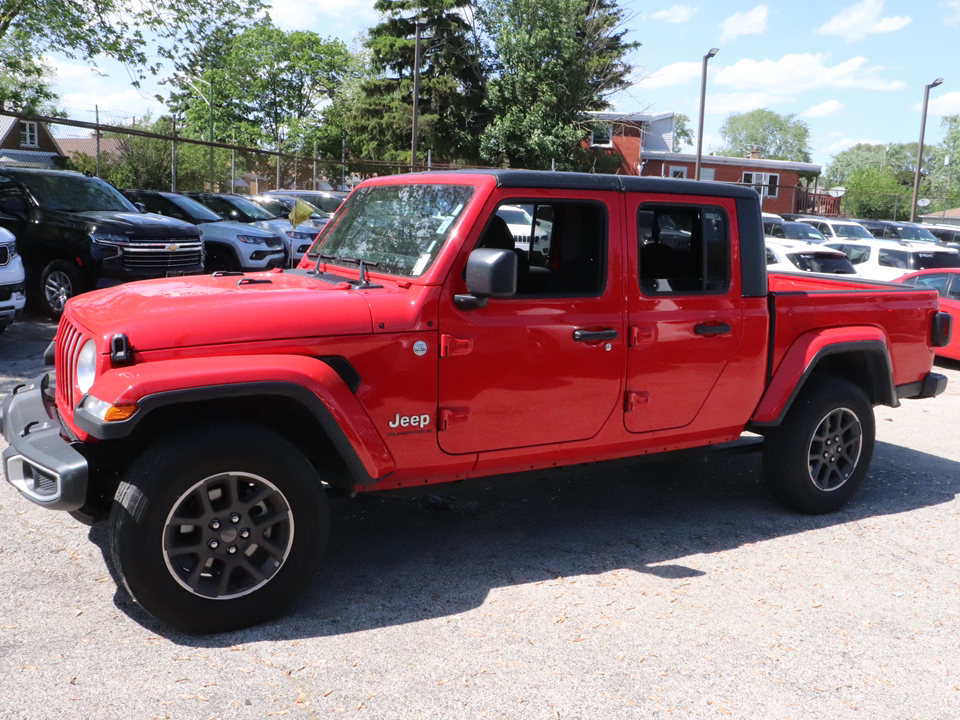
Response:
39,259,83,318
762,376,875,514
109,422,328,633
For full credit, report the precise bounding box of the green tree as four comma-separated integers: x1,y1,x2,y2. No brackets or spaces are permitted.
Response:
479,0,639,169
0,0,265,88
842,166,910,219
0,36,59,112
718,109,811,162
357,0,488,166
672,112,693,152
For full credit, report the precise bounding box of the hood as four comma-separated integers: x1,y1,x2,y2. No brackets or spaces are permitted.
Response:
62,210,200,238
199,219,277,241
68,270,374,352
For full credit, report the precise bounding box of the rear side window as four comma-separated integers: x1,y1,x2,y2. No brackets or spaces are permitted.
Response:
790,253,856,274
834,244,870,264
878,249,909,268
638,204,729,294
912,252,960,270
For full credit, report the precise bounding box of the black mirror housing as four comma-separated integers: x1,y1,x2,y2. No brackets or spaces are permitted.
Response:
465,248,517,298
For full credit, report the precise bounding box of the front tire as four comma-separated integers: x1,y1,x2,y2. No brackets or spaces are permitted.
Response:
109,422,328,633
762,376,875,514
39,259,83,318
204,246,238,273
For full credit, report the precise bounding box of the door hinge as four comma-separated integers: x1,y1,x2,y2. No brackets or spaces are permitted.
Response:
440,335,473,357
629,325,655,347
624,391,649,412
439,407,471,431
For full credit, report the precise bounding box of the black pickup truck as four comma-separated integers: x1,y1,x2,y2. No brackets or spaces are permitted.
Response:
0,168,204,317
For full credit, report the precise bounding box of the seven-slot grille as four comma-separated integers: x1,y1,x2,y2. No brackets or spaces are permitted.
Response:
121,238,203,270
55,317,86,412
265,236,283,248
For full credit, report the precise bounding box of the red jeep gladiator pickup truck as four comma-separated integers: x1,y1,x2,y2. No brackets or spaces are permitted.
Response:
1,170,950,632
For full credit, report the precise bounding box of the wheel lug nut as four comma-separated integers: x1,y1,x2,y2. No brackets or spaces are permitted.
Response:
210,519,221,530
227,545,237,554
208,539,219,549
230,513,241,523
240,528,250,539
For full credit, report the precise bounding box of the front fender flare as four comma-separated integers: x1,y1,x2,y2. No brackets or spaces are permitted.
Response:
750,327,894,427
76,354,395,484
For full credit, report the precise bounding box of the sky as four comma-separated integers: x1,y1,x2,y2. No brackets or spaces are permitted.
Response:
46,0,960,172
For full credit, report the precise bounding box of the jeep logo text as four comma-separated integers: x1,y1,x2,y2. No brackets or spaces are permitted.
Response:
389,413,431,429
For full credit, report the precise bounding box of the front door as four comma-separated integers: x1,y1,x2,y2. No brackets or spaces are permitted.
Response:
624,195,745,433
437,193,625,454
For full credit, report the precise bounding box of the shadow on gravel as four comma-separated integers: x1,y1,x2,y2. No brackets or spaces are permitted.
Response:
86,436,960,644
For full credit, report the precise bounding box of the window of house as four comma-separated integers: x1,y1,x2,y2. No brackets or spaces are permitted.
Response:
590,124,613,148
669,166,687,179
742,171,780,198
480,201,607,297
700,168,716,181
19,121,39,147
637,204,729,294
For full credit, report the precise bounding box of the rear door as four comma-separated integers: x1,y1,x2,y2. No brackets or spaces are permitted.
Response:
624,195,745,433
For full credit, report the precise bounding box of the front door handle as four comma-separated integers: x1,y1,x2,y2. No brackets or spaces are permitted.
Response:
573,328,618,342
694,323,732,336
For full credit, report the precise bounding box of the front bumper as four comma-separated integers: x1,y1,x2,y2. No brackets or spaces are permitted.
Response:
1,374,88,511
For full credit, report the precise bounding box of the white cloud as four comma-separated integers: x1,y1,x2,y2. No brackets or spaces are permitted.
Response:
926,92,960,115
823,137,881,155
633,62,702,89
803,100,844,117
269,0,377,30
817,0,911,41
706,91,791,115
714,53,905,94
719,5,768,41
48,58,167,122
945,1,960,26
650,5,697,23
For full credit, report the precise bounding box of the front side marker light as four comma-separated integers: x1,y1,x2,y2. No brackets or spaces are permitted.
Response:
81,395,138,422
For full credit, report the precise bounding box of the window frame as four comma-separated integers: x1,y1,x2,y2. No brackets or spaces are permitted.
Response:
742,171,779,198
19,121,39,148
590,124,613,148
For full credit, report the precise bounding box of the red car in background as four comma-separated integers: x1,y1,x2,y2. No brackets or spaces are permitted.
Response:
894,269,960,360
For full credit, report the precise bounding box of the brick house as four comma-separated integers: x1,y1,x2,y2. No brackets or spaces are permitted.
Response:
587,112,822,215
0,117,67,168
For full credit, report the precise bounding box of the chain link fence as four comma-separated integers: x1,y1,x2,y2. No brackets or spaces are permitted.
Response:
1,109,471,194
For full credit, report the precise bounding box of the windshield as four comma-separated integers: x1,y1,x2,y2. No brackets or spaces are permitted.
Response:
256,196,327,220
168,194,223,222
16,172,135,212
833,223,872,238
898,225,938,241
308,183,475,277
202,194,278,220
783,223,827,243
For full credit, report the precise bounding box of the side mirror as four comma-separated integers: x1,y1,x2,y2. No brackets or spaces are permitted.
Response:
135,202,147,213
455,248,517,309
0,197,26,218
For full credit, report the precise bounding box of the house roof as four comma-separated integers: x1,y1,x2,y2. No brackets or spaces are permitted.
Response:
919,207,960,221
0,149,64,168
56,136,122,157
640,149,821,174
587,111,676,123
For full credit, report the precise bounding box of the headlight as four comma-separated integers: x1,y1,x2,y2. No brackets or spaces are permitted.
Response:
285,230,319,240
90,232,130,246
76,339,97,394
237,234,267,245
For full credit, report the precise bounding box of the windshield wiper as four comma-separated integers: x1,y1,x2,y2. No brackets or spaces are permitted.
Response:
313,254,381,288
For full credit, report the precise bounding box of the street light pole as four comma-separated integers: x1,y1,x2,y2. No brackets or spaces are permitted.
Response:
411,16,426,171
695,48,719,181
910,78,943,222
174,74,215,191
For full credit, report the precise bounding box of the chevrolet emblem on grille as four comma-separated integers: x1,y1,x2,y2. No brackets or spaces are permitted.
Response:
167,243,180,251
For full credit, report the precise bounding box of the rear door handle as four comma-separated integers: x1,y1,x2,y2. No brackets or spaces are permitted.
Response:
573,328,618,342
694,323,732,336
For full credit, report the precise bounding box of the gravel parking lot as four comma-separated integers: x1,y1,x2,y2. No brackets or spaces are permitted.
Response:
1,312,958,719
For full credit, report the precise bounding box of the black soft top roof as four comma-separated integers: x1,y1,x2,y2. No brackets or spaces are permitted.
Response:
434,168,761,201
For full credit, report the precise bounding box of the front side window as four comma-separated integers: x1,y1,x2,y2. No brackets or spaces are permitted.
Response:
309,183,475,277
482,200,607,296
638,204,729,294
19,121,38,147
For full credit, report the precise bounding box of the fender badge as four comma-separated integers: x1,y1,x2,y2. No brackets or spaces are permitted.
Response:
413,341,428,357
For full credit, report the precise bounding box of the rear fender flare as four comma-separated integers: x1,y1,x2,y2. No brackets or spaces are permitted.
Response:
750,327,894,427
76,354,394,484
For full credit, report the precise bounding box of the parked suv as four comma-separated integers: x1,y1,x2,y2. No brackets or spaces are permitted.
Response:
0,227,25,335
265,189,347,215
922,223,960,248
0,169,203,317
824,238,960,281
122,190,285,272
858,219,944,244
796,217,874,241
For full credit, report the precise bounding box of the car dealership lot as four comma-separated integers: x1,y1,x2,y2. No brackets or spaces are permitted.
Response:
1,313,959,719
